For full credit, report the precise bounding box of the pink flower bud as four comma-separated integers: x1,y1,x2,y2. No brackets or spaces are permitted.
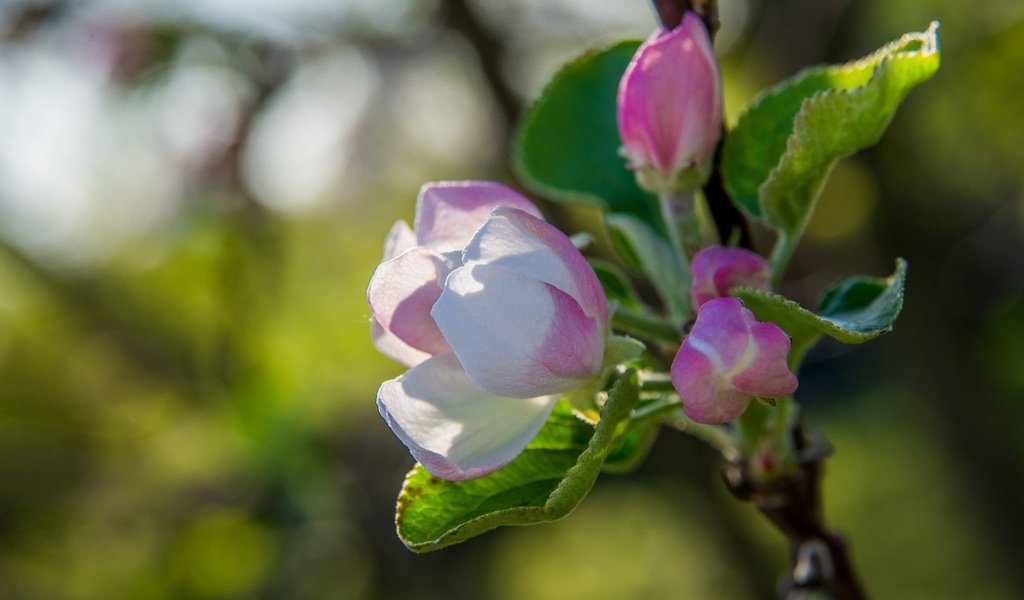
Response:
671,297,797,424
617,12,723,194
690,246,771,309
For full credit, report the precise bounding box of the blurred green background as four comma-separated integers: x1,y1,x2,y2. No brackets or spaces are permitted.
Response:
1,0,1022,598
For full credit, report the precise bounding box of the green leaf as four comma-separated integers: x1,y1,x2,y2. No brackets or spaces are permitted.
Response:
734,258,907,364
606,214,690,321
722,22,940,237
590,259,643,310
395,370,641,552
603,395,676,474
514,41,660,225
603,419,660,474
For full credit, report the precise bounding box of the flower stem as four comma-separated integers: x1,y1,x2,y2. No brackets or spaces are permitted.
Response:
611,306,681,344
658,190,690,261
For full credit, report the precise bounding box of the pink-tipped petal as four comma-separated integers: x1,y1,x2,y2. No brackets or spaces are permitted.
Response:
672,341,753,424
732,322,799,398
432,263,604,398
671,298,797,424
414,181,543,252
383,220,417,261
690,246,772,308
377,353,559,480
617,12,722,187
367,247,452,356
461,207,607,324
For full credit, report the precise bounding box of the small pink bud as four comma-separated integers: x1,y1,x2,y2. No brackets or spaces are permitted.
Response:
617,12,723,194
690,246,771,308
671,298,797,424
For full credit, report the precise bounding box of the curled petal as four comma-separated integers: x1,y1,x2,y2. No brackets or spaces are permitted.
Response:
432,263,604,398
377,353,559,480
414,181,543,252
371,318,431,367
617,12,722,189
461,207,607,324
671,298,797,423
383,220,417,261
690,246,771,308
367,247,453,357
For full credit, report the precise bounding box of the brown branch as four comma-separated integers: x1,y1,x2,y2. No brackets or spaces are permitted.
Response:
652,0,719,39
443,0,520,138
724,427,866,599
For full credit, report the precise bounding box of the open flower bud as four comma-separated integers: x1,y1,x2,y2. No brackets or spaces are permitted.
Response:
367,181,542,367
671,297,797,424
370,187,608,480
690,246,771,309
617,12,723,194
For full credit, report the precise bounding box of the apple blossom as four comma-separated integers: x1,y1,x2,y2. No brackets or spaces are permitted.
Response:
671,297,797,424
617,11,723,194
368,181,543,367
690,246,771,309
369,185,608,481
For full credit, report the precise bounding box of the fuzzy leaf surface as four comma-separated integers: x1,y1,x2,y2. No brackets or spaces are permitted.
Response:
396,371,640,552
723,23,940,237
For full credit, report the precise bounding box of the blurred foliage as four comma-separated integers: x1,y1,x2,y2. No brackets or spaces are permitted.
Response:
0,0,1022,598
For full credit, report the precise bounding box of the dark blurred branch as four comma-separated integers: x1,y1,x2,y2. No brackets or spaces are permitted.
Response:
0,0,66,41
724,429,866,599
443,0,521,136
0,239,203,396
652,0,719,39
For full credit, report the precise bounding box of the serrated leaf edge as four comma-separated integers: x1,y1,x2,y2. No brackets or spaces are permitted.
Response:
396,370,640,552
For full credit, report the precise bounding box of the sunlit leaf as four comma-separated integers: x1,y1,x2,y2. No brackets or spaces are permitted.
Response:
514,41,660,226
734,259,907,364
722,23,940,238
396,370,640,552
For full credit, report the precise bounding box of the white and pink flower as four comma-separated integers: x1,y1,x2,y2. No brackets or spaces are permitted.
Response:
671,297,797,424
617,11,723,193
368,182,608,480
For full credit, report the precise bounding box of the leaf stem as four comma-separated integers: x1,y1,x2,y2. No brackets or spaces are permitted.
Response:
769,232,797,288
611,306,681,344
658,190,690,261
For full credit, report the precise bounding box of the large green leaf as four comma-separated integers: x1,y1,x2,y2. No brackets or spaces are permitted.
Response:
514,41,660,225
734,258,907,365
395,370,641,552
722,23,940,237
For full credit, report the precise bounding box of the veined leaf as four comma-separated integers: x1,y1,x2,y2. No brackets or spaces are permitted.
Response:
514,41,661,226
395,370,640,552
722,23,940,238
734,259,907,365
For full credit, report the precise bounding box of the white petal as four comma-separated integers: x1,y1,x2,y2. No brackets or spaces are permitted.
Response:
461,207,607,322
367,247,452,356
432,262,603,398
377,353,558,480
371,318,431,367
383,220,416,260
